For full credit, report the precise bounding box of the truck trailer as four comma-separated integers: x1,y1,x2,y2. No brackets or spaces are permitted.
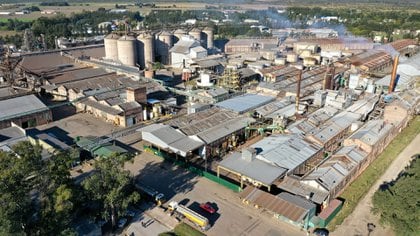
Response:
168,201,209,230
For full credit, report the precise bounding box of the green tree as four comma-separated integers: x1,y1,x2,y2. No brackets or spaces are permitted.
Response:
372,156,420,235
0,141,78,235
82,154,140,228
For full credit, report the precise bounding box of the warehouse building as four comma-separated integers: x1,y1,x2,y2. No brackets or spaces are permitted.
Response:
301,145,368,203
215,93,275,114
305,111,361,152
0,95,52,129
140,124,205,158
218,134,324,190
225,38,278,54
165,107,255,158
240,187,316,230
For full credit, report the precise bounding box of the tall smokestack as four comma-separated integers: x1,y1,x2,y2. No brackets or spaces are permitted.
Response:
295,70,302,114
323,63,335,90
388,55,399,93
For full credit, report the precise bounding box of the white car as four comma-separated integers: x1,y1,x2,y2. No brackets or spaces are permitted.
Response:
118,218,127,228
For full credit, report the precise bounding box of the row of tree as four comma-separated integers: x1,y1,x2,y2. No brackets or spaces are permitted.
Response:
372,155,419,235
0,141,140,235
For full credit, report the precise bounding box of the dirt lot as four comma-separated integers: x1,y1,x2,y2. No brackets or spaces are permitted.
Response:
36,112,120,139
332,134,420,236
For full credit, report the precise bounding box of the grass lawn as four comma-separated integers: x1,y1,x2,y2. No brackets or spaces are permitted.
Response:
159,223,206,236
328,116,420,231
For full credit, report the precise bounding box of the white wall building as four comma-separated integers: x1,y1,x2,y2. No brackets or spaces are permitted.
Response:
169,35,207,68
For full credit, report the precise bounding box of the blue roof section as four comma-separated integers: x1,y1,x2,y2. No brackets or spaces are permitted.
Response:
215,93,275,114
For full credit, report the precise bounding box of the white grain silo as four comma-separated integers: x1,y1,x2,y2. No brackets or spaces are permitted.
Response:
173,29,187,43
188,28,202,44
202,27,214,49
117,35,137,67
104,33,119,61
156,31,173,65
137,32,155,69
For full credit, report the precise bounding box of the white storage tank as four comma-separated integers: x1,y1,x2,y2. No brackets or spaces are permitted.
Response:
137,32,155,69
189,28,202,43
274,57,286,65
156,31,173,65
173,29,187,43
202,27,214,49
117,35,137,67
104,33,119,61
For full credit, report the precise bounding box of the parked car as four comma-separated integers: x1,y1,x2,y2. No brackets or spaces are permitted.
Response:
126,210,136,217
199,202,216,214
118,218,127,228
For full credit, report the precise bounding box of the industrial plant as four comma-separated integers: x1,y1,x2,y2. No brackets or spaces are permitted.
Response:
0,4,419,236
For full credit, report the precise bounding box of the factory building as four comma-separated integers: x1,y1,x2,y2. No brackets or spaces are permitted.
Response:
165,107,255,158
304,111,361,152
225,38,279,54
169,35,207,68
293,37,374,52
140,123,205,158
218,134,324,190
344,119,393,158
0,95,52,129
76,85,147,127
300,145,369,204
240,187,316,230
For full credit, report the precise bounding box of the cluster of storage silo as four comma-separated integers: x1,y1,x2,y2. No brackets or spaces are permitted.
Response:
103,27,214,68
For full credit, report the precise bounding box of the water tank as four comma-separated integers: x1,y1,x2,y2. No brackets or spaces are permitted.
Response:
188,28,202,43
173,29,187,43
137,32,155,69
202,27,214,49
156,31,173,65
104,33,119,61
117,35,137,67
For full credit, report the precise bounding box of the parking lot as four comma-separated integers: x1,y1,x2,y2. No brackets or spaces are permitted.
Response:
124,151,306,236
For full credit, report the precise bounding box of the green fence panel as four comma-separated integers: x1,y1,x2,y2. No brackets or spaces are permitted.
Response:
144,145,241,192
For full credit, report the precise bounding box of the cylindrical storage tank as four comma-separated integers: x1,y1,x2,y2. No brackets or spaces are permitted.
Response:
188,28,202,43
286,53,298,63
104,33,119,61
173,29,187,43
156,31,173,65
202,27,214,49
117,35,137,67
137,33,155,69
143,109,148,120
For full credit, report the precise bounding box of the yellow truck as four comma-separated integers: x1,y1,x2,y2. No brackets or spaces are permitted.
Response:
168,201,210,230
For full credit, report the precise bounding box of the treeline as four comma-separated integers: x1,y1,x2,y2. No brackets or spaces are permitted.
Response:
0,141,139,235
2,9,143,49
40,2,70,6
0,34,23,48
372,155,420,235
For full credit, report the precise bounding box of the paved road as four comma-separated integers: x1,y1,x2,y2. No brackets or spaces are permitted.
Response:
124,151,306,236
332,134,420,236
123,209,171,236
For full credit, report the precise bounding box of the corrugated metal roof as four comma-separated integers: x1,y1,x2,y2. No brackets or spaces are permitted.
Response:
348,120,393,146
197,116,254,144
0,95,49,121
140,124,204,156
251,134,322,171
79,98,123,116
240,187,315,223
277,177,329,205
219,152,286,186
215,93,275,114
